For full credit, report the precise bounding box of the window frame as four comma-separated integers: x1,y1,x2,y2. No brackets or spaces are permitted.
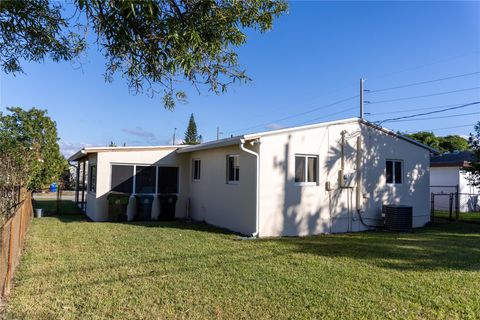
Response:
192,159,201,182
386,159,403,185
294,154,319,186
88,164,97,193
226,155,240,184
109,163,181,195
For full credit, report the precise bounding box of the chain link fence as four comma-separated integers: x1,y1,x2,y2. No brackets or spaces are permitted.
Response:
431,191,480,224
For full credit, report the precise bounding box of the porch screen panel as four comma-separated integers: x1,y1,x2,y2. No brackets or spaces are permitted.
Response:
111,165,134,193
135,166,156,193
158,167,179,193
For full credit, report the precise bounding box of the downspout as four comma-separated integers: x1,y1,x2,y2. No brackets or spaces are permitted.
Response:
240,139,260,238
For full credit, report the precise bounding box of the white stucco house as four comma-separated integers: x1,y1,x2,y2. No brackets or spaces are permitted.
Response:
430,151,479,212
69,118,433,237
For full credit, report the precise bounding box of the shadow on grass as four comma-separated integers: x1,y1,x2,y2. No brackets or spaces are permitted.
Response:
433,211,480,225
33,199,84,215
125,219,238,236
34,203,480,273
267,222,480,271
29,222,480,292
38,203,233,235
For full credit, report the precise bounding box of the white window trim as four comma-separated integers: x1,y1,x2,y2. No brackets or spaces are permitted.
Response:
386,159,403,185
294,154,319,186
227,155,240,184
192,159,201,182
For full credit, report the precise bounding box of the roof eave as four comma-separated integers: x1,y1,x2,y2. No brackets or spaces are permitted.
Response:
360,119,438,153
176,137,244,153
68,149,87,161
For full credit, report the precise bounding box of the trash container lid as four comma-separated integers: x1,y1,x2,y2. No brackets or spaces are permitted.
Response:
384,204,412,208
134,194,154,198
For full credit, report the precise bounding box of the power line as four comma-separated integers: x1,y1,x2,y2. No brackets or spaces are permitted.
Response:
368,71,480,94
225,94,358,136
384,111,480,123
404,123,477,133
369,86,480,104
378,102,480,124
291,106,358,127
366,51,480,81
367,101,478,117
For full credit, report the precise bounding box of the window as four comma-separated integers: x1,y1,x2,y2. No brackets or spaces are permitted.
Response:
158,167,179,193
88,165,97,192
386,160,402,184
135,166,156,193
295,155,318,183
111,165,134,193
227,155,240,183
192,159,201,181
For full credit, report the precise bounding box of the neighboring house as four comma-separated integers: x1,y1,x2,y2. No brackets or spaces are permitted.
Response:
430,151,479,212
69,118,433,237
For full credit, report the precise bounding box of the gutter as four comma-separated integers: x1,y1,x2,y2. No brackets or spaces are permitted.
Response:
177,136,243,154
239,139,260,238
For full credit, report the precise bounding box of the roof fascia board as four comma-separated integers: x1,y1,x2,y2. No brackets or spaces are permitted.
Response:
176,137,243,153
360,119,438,153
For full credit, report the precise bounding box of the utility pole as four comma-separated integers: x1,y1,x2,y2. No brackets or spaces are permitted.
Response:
173,128,177,145
216,127,223,140
359,78,365,119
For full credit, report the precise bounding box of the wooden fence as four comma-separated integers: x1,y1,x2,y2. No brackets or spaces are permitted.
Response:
0,190,33,298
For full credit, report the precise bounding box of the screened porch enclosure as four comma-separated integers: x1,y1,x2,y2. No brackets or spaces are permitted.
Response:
111,164,179,195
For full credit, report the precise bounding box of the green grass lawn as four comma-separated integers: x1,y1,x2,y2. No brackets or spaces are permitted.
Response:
5,205,480,319
433,210,480,223
32,199,84,216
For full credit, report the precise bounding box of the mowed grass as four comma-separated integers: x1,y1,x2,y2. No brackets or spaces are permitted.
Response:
5,207,480,319
32,199,84,216
434,210,480,224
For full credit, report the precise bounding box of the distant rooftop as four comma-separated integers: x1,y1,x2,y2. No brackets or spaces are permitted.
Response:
430,151,474,167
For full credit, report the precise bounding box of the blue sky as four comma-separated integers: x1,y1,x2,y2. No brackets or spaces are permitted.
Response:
1,1,479,156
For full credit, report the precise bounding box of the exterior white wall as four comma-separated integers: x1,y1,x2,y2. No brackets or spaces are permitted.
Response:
257,122,430,237
186,145,257,235
459,171,480,211
430,167,459,212
362,125,430,229
81,120,432,237
87,148,188,221
85,154,97,221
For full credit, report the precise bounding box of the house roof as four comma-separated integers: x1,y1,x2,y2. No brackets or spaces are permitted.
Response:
68,118,436,161
176,118,437,154
68,145,186,161
430,151,474,168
